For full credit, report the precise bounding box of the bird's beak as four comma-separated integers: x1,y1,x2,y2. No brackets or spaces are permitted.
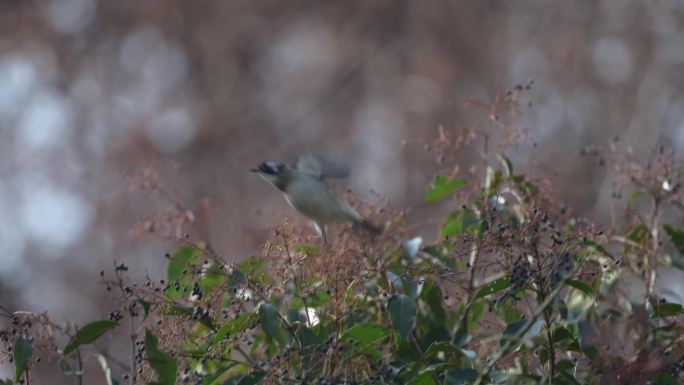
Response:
250,168,260,173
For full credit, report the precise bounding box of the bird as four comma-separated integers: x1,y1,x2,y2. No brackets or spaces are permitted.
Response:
251,153,380,243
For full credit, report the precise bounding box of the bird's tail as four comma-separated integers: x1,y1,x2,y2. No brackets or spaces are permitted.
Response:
343,204,383,235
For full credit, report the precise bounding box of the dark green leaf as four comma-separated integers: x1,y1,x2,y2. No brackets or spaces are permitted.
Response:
500,318,545,348
408,371,437,385
145,330,177,385
388,294,416,342
653,302,683,318
446,368,478,385
63,320,118,355
556,359,575,372
473,277,510,301
417,283,446,326
565,279,594,297
552,327,572,343
627,225,649,243
258,304,280,340
13,337,32,382
295,324,322,346
425,176,466,203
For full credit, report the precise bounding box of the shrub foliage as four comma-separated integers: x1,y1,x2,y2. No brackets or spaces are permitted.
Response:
2,90,684,385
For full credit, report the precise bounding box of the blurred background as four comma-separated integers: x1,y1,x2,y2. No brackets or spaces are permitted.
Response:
1,0,684,382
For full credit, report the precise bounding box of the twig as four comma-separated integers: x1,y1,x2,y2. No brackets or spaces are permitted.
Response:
472,269,578,385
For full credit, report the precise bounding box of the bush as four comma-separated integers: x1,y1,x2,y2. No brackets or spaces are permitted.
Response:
2,89,684,385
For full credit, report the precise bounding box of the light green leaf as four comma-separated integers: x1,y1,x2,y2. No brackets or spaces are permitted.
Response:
441,210,480,238
213,313,258,346
144,330,177,385
340,324,391,345
425,176,466,203
167,246,201,281
565,279,594,297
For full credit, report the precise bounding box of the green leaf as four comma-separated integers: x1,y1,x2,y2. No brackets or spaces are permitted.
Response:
441,210,480,238
167,246,201,281
258,303,280,340
552,327,573,343
144,330,177,385
13,337,32,382
473,277,510,301
417,283,446,327
128,296,151,320
295,324,323,347
0,379,14,385
565,279,594,297
63,320,119,355
425,176,466,203
627,225,649,244
340,324,391,345
388,294,416,342
425,341,474,359
166,246,202,300
556,359,575,372
96,355,120,385
236,371,266,385
213,313,258,346
653,302,683,318
664,225,684,255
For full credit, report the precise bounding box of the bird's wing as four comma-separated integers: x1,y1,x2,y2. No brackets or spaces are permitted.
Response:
293,152,350,179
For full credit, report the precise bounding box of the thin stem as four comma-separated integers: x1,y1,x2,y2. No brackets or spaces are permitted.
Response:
646,197,660,303
75,349,83,385
281,231,312,328
473,261,585,385
543,307,556,382
127,309,137,385
409,331,441,384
